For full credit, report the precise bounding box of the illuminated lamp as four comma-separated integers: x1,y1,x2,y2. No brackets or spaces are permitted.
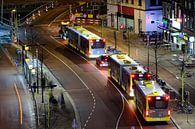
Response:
147,73,151,78
100,61,104,64
89,39,93,43
25,46,29,51
189,37,195,42
146,110,149,116
102,38,106,42
177,18,182,23
168,110,171,115
165,96,170,101
148,96,152,101
131,74,135,78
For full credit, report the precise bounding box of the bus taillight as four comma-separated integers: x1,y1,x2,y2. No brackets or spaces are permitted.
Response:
165,96,170,101
100,61,104,64
131,74,135,78
89,39,93,43
146,110,149,116
147,96,152,101
147,73,151,78
168,110,171,115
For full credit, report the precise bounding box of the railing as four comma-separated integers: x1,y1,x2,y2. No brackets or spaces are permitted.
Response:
0,1,56,27
19,1,56,26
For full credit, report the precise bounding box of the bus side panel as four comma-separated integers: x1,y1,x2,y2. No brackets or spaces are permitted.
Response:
68,29,79,49
109,58,120,84
80,36,89,56
135,87,146,118
121,68,128,92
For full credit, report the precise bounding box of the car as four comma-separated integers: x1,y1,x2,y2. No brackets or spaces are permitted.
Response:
106,46,121,55
96,55,109,67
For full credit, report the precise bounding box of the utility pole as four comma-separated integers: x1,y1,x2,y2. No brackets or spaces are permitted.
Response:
147,34,150,72
181,48,185,107
155,32,158,80
128,28,130,56
114,30,117,49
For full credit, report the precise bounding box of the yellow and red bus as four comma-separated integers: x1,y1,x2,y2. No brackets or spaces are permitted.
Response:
134,80,171,122
67,26,106,58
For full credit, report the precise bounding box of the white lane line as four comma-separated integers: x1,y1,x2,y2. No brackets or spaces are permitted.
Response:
14,83,23,127
115,93,125,129
50,36,143,129
41,44,96,129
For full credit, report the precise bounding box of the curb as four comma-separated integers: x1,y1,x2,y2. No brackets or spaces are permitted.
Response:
171,116,181,129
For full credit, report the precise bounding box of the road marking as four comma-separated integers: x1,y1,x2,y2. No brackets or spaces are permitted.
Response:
50,36,143,129
40,43,96,129
14,83,23,127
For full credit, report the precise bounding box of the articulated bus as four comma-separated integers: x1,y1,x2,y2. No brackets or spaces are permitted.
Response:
121,65,151,96
67,26,106,58
108,54,150,96
134,80,170,122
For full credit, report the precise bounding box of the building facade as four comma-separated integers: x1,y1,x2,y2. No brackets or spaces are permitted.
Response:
182,0,195,55
161,0,195,54
107,0,163,33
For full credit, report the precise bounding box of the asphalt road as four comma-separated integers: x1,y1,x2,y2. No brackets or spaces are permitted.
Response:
0,48,35,129
18,3,177,129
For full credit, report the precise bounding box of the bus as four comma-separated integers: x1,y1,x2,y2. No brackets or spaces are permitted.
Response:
134,79,171,122
67,26,106,58
108,53,150,96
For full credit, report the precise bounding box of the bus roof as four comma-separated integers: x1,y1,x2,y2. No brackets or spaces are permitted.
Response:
68,26,101,40
136,80,166,97
123,65,146,75
110,54,138,66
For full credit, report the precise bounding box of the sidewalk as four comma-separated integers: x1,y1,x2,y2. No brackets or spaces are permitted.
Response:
85,25,195,129
2,43,77,129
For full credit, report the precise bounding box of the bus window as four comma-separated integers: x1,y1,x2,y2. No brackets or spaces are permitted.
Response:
91,40,105,49
148,97,168,109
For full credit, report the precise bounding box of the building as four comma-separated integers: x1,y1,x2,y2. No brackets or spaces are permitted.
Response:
182,0,195,55
107,0,163,33
161,0,183,52
161,0,195,54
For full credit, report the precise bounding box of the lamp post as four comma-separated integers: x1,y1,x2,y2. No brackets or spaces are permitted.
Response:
147,34,150,72
11,9,18,42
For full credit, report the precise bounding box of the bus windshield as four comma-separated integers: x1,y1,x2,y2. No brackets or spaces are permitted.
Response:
91,40,105,49
148,97,169,109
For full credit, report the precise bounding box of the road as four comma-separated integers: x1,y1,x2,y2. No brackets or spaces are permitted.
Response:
18,4,177,129
0,48,35,129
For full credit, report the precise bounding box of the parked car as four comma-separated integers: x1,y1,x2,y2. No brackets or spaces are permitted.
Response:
96,54,109,67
